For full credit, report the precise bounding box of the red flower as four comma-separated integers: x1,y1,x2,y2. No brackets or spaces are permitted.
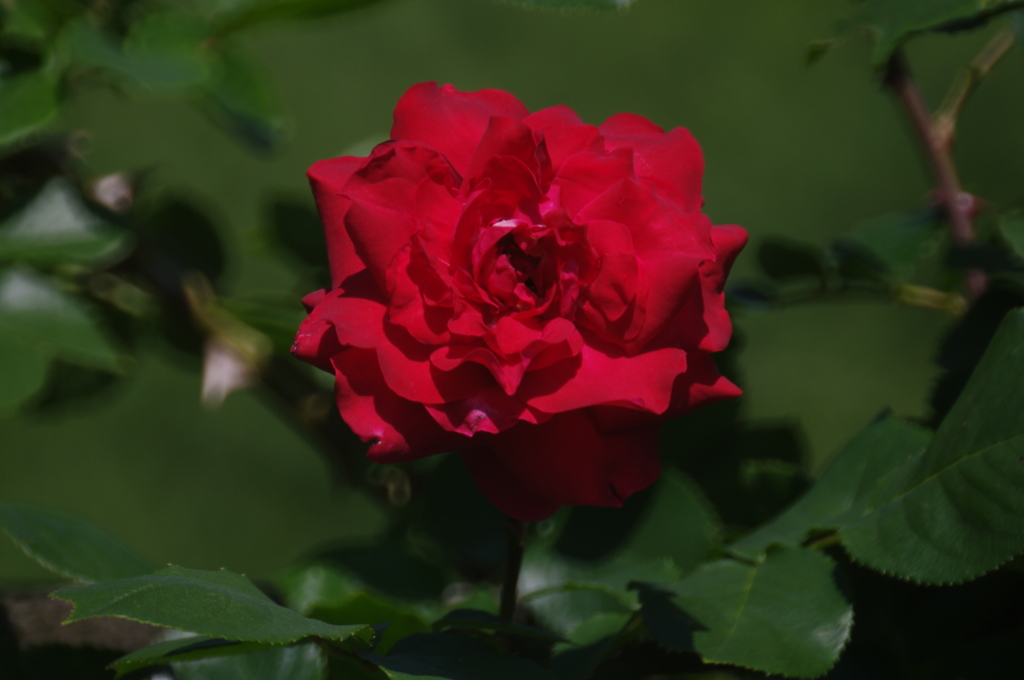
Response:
293,82,746,521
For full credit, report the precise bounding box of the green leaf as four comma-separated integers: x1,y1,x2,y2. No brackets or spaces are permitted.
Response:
839,0,1024,67
997,210,1024,262
0,178,131,265
199,45,285,150
0,67,59,154
732,414,932,557
0,332,48,415
363,632,560,680
221,294,306,355
617,470,721,573
111,635,273,677
0,267,120,370
833,207,944,282
209,0,384,36
52,565,376,648
276,562,429,655
0,503,155,583
60,16,208,95
641,546,853,678
757,237,831,285
839,308,1024,584
173,641,327,680
498,0,638,10
0,0,84,45
432,608,567,643
549,612,634,680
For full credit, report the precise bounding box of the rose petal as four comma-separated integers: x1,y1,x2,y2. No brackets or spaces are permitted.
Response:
376,322,492,404
391,82,530,175
553,148,635,217
483,409,662,508
343,142,461,291
386,242,453,345
577,178,713,348
424,385,543,436
519,330,688,415
459,446,561,521
600,113,704,213
332,349,467,463
465,116,541,187
308,156,367,287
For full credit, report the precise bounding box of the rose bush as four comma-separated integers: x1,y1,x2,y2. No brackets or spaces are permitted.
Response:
292,82,746,521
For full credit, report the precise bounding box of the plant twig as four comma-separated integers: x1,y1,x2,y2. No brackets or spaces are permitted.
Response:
934,28,1016,149
499,517,526,622
884,50,986,299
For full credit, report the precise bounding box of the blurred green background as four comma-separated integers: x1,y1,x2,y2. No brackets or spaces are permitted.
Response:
3,0,1023,581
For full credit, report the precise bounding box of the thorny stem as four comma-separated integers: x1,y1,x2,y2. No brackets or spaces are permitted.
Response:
500,517,526,622
884,50,987,299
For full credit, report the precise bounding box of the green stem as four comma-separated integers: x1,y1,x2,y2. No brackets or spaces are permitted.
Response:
500,517,526,621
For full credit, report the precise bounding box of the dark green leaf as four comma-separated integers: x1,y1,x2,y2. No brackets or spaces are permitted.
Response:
757,237,831,285
0,267,120,370
209,0,384,36
0,503,155,582
363,632,559,680
839,309,1024,584
732,414,931,557
199,45,285,150
618,469,720,574
0,178,130,265
61,16,208,95
312,542,449,602
549,612,633,680
265,197,329,283
0,0,85,45
173,641,327,680
221,295,306,354
0,331,47,415
555,482,657,562
997,210,1024,262
833,208,944,282
276,562,429,655
432,608,566,643
0,67,59,154
111,635,270,676
52,565,376,647
644,546,852,678
499,0,638,10
838,0,1024,67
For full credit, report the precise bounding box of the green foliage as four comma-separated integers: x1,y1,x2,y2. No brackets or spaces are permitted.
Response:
0,67,59,154
497,0,638,10
0,333,47,415
839,308,1024,583
0,178,130,266
432,608,567,643
732,414,932,556
638,546,853,678
0,503,154,583
0,268,119,370
52,565,376,647
144,639,326,680
364,632,559,680
838,0,1024,66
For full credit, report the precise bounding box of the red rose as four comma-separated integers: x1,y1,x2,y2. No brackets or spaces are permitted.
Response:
293,82,746,521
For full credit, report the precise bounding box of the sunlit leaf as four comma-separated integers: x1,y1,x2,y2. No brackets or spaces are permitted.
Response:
839,308,1024,584
0,67,59,154
0,503,155,583
0,178,130,265
0,267,120,370
53,565,376,648
838,0,1024,67
638,546,853,678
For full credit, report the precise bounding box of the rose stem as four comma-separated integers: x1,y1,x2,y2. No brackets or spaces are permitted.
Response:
500,516,526,622
882,44,1006,301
